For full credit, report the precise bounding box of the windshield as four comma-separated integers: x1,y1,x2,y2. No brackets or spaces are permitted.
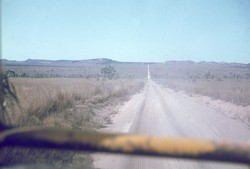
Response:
1,0,250,169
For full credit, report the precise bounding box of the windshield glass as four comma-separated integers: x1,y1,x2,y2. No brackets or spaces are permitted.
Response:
1,0,250,169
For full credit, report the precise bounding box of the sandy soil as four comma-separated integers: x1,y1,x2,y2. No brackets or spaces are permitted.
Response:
194,95,250,127
93,80,250,169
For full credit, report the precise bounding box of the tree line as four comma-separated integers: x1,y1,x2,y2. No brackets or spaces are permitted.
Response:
4,65,119,79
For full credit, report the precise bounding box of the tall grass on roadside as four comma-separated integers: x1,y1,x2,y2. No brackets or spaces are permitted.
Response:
162,79,250,106
2,78,144,168
5,78,144,126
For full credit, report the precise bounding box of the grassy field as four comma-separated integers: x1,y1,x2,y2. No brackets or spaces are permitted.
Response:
160,79,250,106
1,61,249,167
1,78,144,168
3,63,148,79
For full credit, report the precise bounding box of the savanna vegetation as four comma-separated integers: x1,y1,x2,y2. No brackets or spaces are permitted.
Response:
161,79,250,106
1,60,250,168
1,77,144,168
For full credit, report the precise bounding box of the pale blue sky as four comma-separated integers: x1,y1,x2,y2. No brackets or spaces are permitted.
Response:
1,0,250,63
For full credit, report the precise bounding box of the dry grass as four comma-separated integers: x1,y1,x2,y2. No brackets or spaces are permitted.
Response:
2,78,144,168
5,78,144,126
161,79,250,106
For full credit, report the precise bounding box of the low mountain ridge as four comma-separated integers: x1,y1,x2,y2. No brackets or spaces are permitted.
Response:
1,58,120,66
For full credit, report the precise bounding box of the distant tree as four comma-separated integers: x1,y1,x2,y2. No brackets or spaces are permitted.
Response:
128,74,135,79
6,70,18,77
101,65,118,79
204,71,211,79
21,73,28,78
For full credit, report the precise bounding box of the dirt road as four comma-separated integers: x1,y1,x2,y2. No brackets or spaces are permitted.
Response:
94,79,250,169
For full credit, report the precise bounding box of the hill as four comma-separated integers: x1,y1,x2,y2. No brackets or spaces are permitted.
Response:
1,59,249,79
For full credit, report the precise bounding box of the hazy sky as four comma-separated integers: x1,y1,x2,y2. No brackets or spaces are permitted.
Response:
1,0,250,63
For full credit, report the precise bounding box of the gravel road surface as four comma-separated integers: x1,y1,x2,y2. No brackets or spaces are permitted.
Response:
94,80,250,169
